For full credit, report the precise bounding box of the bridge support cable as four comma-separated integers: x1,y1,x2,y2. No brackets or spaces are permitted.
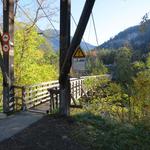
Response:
2,0,15,114
70,13,89,51
17,4,55,39
36,0,59,37
91,12,99,46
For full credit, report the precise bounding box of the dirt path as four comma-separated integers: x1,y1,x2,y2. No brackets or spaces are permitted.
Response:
0,115,87,150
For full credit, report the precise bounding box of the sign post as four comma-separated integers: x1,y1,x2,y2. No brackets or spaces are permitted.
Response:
3,0,15,114
59,0,95,116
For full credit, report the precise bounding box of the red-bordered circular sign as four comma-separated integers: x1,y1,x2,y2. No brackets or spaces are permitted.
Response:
2,44,10,52
2,33,10,43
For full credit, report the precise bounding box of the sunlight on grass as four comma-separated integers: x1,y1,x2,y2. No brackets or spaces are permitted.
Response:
0,102,2,112
0,106,2,112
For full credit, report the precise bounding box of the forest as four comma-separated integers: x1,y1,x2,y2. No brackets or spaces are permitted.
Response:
0,23,59,111
73,45,150,150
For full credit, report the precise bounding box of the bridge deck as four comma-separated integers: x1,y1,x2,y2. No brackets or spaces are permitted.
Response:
0,112,43,142
29,102,50,114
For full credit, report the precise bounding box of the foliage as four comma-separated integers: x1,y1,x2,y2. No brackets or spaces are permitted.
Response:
0,105,2,112
113,47,133,85
131,70,150,119
97,49,116,65
75,66,150,148
85,49,117,75
72,112,150,150
132,61,145,75
40,39,59,66
0,23,58,110
83,77,129,122
146,53,150,68
14,23,58,85
86,56,108,75
82,69,150,123
83,76,109,90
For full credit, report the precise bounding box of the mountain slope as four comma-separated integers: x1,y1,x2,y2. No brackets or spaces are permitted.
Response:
41,29,95,51
99,21,150,52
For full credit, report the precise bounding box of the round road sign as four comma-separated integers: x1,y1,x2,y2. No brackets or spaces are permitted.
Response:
2,44,10,52
2,33,10,43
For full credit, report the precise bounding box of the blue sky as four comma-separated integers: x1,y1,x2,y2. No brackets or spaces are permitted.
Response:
36,0,150,46
70,0,150,45
1,0,150,46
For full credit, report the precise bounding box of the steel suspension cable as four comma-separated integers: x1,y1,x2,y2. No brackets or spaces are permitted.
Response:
37,0,59,36
91,12,99,46
70,13,90,50
17,4,58,38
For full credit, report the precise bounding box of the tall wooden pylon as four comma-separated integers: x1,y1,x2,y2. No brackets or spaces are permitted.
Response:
59,0,95,116
3,0,15,114
59,0,71,116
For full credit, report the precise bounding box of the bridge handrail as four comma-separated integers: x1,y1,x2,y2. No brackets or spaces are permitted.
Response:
13,75,110,111
13,78,84,110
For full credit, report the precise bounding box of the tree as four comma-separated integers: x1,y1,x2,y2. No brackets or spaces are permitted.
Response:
131,70,150,118
86,56,108,75
146,53,150,69
14,22,58,85
132,61,145,75
113,47,133,85
97,49,116,65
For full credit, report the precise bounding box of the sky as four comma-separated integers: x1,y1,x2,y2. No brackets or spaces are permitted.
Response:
70,0,150,46
1,0,150,46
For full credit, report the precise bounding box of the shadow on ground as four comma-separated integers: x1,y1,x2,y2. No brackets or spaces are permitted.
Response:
0,112,149,150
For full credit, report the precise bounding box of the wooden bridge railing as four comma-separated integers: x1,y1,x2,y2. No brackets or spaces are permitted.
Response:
13,78,84,112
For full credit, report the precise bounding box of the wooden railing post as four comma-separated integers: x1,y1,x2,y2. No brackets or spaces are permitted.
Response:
22,86,26,111
79,80,81,97
72,81,74,99
81,80,83,97
78,80,80,98
76,80,78,99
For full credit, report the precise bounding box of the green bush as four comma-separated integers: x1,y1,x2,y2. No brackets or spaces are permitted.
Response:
72,112,150,150
82,74,150,123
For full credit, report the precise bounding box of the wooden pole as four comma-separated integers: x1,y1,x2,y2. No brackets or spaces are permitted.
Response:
59,0,95,116
59,0,71,116
3,0,15,114
60,0,96,78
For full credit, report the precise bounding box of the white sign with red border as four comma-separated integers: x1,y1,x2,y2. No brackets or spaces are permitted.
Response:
2,32,10,52
2,32,10,43
2,44,10,52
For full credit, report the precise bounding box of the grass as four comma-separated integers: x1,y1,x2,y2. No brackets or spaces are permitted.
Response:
0,96,2,112
0,109,149,150
0,103,2,112
71,110,150,150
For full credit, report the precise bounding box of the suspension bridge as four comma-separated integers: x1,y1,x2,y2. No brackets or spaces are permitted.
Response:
0,0,99,117
13,78,84,114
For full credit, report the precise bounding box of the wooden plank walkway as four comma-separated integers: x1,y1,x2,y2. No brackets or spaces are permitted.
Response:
28,102,50,114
